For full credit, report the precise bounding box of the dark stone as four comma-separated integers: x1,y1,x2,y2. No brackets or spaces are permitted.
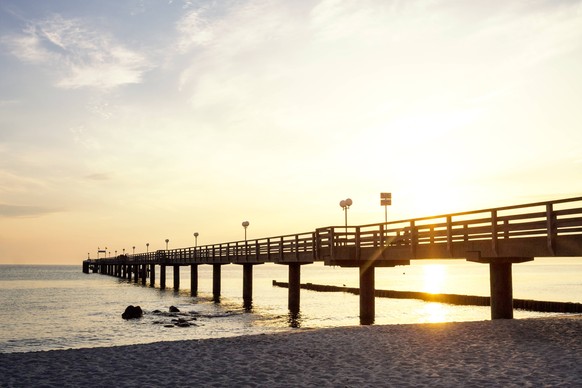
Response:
122,305,143,319
169,306,180,313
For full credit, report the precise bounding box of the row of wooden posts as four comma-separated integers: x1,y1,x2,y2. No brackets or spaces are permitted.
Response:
84,261,307,318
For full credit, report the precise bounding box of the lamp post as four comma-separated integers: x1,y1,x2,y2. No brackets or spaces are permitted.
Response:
165,239,169,250
339,198,353,232
122,248,125,255
146,243,149,253
193,232,199,247
242,221,250,241
132,246,135,254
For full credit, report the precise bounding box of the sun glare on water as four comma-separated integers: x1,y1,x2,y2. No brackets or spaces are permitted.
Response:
418,303,447,323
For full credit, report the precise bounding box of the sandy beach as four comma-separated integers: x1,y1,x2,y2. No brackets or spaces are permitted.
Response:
1,316,581,387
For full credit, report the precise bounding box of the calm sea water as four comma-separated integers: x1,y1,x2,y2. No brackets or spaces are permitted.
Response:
1,258,581,353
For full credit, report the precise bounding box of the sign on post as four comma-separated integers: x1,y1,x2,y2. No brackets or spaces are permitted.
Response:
380,192,392,222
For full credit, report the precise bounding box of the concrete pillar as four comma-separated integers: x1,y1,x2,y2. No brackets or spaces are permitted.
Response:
359,262,375,325
127,265,132,281
190,264,198,297
174,265,180,290
149,264,155,287
160,265,166,290
288,263,301,314
467,256,533,320
243,264,253,310
212,264,222,302
490,262,513,319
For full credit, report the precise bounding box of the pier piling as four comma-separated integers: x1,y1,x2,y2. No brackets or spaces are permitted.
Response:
359,262,375,325
149,264,155,287
173,265,180,290
190,264,198,296
288,263,301,313
243,264,253,309
160,265,166,290
213,264,222,302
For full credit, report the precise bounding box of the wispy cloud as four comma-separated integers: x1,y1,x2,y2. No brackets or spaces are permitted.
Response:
3,14,152,90
0,204,59,218
84,173,111,181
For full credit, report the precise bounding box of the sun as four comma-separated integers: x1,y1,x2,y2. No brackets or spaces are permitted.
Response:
422,264,447,294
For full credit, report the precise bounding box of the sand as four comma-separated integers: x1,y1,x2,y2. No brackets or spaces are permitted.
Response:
1,316,581,387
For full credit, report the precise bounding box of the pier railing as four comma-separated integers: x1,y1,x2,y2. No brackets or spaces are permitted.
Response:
88,196,582,267
316,196,582,265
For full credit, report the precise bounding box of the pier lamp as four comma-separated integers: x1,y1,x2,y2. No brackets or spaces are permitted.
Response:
242,221,250,241
146,243,149,253
122,248,125,255
194,232,199,247
339,198,353,233
165,239,169,250
115,250,117,257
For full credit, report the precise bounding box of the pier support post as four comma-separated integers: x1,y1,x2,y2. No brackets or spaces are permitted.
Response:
212,264,222,302
359,262,375,325
467,256,533,320
243,264,254,310
489,262,514,319
133,265,139,283
190,264,198,297
160,265,166,290
141,265,147,285
173,265,180,290
149,264,155,287
288,263,301,314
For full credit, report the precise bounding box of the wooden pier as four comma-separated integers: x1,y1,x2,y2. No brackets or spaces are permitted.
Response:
83,196,582,324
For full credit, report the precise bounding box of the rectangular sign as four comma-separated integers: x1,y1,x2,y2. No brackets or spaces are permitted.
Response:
380,192,392,206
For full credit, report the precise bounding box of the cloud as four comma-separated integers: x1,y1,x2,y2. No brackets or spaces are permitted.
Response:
3,14,152,90
0,204,59,218
84,173,111,181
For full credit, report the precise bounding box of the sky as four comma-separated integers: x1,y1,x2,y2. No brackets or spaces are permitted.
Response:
1,0,582,264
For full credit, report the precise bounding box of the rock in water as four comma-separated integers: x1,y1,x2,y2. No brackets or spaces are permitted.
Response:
122,305,143,319
169,306,180,313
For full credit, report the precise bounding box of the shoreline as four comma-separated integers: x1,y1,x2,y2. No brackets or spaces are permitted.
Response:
1,316,581,387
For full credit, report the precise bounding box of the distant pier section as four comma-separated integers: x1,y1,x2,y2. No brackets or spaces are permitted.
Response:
84,196,582,324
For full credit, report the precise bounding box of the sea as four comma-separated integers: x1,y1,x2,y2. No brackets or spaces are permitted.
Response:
1,258,581,354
